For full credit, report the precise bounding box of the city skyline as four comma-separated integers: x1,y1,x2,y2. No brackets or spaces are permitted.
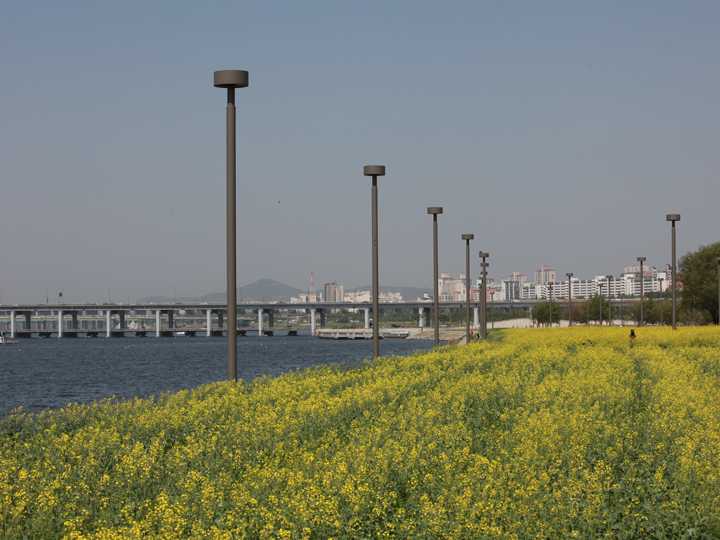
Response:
2,2,719,305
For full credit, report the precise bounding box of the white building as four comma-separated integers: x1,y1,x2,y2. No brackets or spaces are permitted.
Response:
345,290,370,303
534,264,556,285
537,274,670,300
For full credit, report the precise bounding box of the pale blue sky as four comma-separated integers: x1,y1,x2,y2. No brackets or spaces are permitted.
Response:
1,1,719,303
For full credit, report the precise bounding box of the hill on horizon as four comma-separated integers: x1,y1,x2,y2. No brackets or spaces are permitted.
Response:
138,280,430,304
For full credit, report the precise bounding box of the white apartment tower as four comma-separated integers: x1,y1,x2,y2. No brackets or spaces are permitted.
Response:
534,264,556,285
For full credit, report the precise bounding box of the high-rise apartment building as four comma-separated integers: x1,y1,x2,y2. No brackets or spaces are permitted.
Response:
534,264,555,285
324,281,344,303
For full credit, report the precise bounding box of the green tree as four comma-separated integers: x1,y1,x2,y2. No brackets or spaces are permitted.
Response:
531,301,563,326
630,298,662,325
585,295,612,325
566,299,589,325
678,241,720,324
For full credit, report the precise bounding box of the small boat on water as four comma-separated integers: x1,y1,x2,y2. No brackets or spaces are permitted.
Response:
0,333,19,346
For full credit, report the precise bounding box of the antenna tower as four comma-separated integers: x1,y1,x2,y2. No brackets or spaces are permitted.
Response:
309,270,317,302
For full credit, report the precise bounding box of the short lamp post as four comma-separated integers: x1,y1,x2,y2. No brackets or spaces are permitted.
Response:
598,282,603,326
214,69,249,381
659,277,664,325
548,282,553,326
637,257,646,326
566,272,573,326
479,252,489,339
365,165,386,358
428,207,443,347
607,275,613,325
461,234,474,344
667,214,681,330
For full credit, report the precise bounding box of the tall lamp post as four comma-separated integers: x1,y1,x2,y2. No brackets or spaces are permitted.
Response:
214,69,248,381
607,275,613,325
548,282,553,326
598,281,603,326
666,214,681,330
659,277,664,325
479,252,489,339
365,165,386,358
566,272,573,326
428,207,443,346
637,257,646,326
716,257,720,325
462,234,474,344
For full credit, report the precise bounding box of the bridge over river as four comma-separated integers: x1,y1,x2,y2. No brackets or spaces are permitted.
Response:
0,299,609,339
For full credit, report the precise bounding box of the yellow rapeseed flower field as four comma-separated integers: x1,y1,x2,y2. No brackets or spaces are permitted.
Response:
2,327,720,538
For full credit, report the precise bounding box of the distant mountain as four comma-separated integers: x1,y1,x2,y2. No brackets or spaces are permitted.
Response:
234,279,305,303
138,279,305,304
138,280,430,304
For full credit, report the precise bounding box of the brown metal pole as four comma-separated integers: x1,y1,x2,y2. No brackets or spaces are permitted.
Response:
462,234,474,344
638,257,646,326
667,214,680,330
566,272,573,326
226,88,237,379
365,166,385,358
428,208,443,347
478,253,488,339
215,70,248,381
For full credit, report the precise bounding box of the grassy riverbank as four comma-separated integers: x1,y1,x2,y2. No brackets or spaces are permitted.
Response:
2,327,720,538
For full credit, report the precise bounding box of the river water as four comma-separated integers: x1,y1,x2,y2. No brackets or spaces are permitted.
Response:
0,334,438,416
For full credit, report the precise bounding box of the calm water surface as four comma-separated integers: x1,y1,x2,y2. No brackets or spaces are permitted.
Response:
0,334,438,416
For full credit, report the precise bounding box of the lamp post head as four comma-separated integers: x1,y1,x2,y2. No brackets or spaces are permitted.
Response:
427,207,443,215
364,165,385,177
607,275,613,280
666,214,681,222
637,257,646,263
214,70,249,88
461,234,474,241
478,252,489,258
566,272,573,278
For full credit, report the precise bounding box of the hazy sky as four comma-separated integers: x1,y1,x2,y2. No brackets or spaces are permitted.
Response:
2,1,719,304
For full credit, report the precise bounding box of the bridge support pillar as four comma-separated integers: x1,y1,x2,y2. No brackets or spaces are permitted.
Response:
218,311,224,332
474,307,479,327
364,308,370,329
258,308,264,336
155,310,162,337
268,310,274,328
119,312,126,331
310,308,316,335
418,307,425,328
206,310,212,337
10,311,28,337
58,311,64,338
71,312,78,331
106,311,112,338
167,311,174,331
421,307,431,328
319,309,325,328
